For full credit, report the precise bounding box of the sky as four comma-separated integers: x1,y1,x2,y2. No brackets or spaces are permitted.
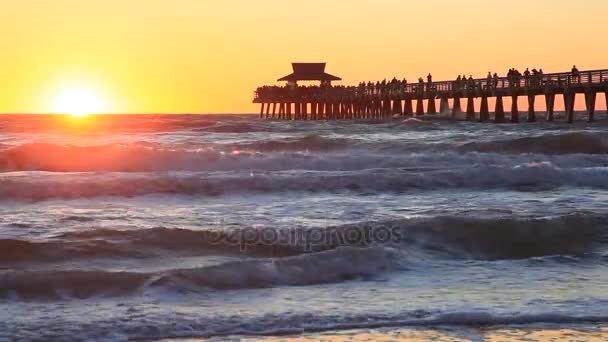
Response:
0,0,607,114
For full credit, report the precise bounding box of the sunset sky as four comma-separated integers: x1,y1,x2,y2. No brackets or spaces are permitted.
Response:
1,0,607,114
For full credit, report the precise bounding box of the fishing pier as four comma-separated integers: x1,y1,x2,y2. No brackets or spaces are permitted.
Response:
254,63,608,123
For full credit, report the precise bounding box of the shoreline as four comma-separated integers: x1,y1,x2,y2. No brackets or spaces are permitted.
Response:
160,324,608,341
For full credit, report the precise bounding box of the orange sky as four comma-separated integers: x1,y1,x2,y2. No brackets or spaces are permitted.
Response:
1,0,607,114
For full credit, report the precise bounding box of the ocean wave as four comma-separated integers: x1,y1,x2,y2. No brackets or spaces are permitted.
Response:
274,213,608,260
233,134,350,152
0,246,396,300
2,137,608,173
1,162,608,200
6,213,605,265
461,132,608,154
193,122,273,133
4,309,608,341
0,228,306,264
0,238,149,264
0,140,357,172
393,213,608,260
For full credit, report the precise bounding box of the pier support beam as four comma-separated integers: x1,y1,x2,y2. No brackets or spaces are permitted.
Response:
404,98,413,116
427,98,437,115
564,91,575,123
466,96,475,120
396,99,403,115
479,96,489,122
511,95,519,123
585,90,596,122
452,97,462,119
295,102,301,120
302,103,308,120
416,98,425,116
494,96,505,123
260,103,265,118
278,103,284,119
527,94,536,122
439,97,449,114
271,103,277,118
545,93,555,122
605,90,608,119
286,103,292,120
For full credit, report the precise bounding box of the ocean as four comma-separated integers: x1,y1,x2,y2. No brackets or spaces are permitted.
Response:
0,113,607,341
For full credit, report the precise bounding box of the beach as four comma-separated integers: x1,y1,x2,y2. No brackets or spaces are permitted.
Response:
163,325,608,341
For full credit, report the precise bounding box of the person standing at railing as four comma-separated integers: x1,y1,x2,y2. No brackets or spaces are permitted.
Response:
524,68,531,87
493,73,499,88
572,65,580,83
486,72,492,89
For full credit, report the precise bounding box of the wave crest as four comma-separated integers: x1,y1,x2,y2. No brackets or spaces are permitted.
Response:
2,163,608,200
461,132,608,154
0,247,396,300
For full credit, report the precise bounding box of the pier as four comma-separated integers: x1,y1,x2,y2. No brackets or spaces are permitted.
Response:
254,63,608,123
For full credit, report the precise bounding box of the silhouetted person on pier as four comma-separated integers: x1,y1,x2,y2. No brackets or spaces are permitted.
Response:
493,72,499,88
454,75,462,91
572,65,580,83
524,68,531,87
487,72,492,89
468,75,474,90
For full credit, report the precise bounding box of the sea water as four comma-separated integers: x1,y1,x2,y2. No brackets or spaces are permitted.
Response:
0,114,607,340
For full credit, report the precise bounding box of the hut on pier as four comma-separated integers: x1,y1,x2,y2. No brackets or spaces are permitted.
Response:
278,63,341,87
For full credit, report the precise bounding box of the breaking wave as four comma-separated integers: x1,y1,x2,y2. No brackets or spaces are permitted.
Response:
233,134,350,152
461,132,608,154
0,247,396,300
3,213,605,265
1,162,607,200
4,309,608,341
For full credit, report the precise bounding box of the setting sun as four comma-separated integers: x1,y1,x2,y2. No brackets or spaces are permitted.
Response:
52,87,107,117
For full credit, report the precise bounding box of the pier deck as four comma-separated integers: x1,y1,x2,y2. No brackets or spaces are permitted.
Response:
254,69,608,123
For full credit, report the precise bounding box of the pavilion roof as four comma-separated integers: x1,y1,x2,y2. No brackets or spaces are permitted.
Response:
277,63,342,82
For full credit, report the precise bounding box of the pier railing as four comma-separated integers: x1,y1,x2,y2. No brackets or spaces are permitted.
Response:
254,69,608,102
254,68,608,123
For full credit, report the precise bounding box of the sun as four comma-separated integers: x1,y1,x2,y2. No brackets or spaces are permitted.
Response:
52,87,107,117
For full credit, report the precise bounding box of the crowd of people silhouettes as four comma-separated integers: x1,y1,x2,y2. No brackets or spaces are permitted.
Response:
255,66,584,101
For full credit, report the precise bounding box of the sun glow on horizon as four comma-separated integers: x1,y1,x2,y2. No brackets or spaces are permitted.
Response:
52,86,107,117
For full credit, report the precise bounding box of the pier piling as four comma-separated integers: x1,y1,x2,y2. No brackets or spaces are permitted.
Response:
545,93,555,122
494,95,505,123
427,98,437,115
480,96,489,122
527,95,536,122
511,95,519,123
416,98,425,116
439,97,449,113
452,97,462,118
564,91,575,123
585,90,596,122
466,96,475,121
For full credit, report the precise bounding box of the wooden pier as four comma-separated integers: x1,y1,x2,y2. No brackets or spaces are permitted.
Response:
254,63,608,123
